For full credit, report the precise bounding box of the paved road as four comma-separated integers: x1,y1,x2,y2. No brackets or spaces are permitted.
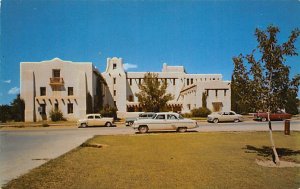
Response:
1,120,299,186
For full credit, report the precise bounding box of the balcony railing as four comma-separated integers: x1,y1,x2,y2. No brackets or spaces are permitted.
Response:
49,77,64,86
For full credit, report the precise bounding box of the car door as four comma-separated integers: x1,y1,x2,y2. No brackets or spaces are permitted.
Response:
219,112,228,122
150,114,167,130
166,114,179,130
87,115,95,126
94,115,104,126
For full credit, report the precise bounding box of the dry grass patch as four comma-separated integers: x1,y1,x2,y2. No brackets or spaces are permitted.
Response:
3,132,300,189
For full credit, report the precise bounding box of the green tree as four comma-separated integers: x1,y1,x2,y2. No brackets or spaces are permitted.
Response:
135,73,174,112
232,25,300,165
285,74,300,114
0,105,11,123
10,94,25,121
231,54,251,113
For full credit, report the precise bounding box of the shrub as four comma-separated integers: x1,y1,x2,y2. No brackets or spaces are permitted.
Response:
49,109,65,122
182,113,192,118
100,106,117,119
191,107,212,117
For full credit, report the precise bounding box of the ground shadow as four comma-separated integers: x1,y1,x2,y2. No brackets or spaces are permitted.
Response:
244,145,300,163
135,130,198,134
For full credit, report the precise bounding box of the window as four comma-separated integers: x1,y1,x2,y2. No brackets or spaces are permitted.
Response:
52,69,60,78
167,114,177,120
224,90,227,96
88,115,94,119
39,104,46,114
191,79,193,84
213,78,215,80
113,63,117,69
215,90,218,97
67,103,73,114
68,87,73,96
129,79,132,86
187,104,191,110
187,79,189,85
173,79,176,85
54,103,58,111
206,90,209,96
113,78,116,84
95,115,101,119
139,79,141,85
40,87,46,96
114,90,116,96
114,101,117,107
156,115,165,119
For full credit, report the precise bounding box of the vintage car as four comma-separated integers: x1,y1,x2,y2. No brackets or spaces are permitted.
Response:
132,112,198,133
125,112,156,126
253,111,292,121
207,111,243,123
77,114,114,127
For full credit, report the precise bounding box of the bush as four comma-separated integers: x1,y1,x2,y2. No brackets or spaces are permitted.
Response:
191,107,212,117
182,113,192,118
49,109,65,122
100,106,117,119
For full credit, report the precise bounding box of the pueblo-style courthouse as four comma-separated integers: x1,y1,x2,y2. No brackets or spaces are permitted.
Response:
21,57,231,122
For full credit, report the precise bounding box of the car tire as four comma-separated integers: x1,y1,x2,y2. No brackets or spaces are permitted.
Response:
80,123,87,128
261,117,267,122
128,121,133,126
105,122,112,127
234,119,239,123
138,126,148,134
177,127,187,133
213,119,219,123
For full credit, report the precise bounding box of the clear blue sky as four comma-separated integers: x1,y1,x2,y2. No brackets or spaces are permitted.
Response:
1,0,300,105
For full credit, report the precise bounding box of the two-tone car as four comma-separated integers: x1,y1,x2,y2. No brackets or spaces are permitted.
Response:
77,114,114,128
132,112,198,133
253,111,292,121
125,112,155,126
207,111,243,123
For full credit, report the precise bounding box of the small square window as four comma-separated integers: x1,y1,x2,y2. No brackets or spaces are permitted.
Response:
113,63,117,69
114,90,116,96
40,87,46,96
68,87,73,96
113,78,116,84
53,69,60,78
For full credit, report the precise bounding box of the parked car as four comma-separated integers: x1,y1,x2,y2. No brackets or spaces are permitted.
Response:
77,114,114,127
207,111,243,123
132,112,198,133
253,111,292,121
125,112,155,126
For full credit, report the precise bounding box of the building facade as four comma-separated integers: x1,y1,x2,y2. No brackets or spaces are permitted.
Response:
21,57,231,121
21,58,109,122
102,57,231,118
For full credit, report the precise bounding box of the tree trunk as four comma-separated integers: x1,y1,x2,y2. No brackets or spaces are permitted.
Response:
267,109,280,165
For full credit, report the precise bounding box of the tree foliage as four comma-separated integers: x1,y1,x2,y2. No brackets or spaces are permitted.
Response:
0,94,25,122
231,25,300,114
135,73,174,112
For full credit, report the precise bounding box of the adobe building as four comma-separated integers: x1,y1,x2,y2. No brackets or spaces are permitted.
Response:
20,58,111,122
20,57,231,121
102,57,231,118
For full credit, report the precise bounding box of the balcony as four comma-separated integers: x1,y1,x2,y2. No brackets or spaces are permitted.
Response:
49,77,64,86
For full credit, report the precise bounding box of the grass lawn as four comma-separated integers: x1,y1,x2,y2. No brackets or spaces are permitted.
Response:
4,132,300,189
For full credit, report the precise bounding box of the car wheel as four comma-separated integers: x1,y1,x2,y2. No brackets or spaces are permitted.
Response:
105,122,112,127
80,123,87,128
234,119,239,123
177,127,187,133
128,121,133,126
213,118,219,123
138,126,148,134
261,117,267,122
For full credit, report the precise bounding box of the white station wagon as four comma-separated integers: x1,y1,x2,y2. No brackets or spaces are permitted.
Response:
77,114,114,127
132,112,198,133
